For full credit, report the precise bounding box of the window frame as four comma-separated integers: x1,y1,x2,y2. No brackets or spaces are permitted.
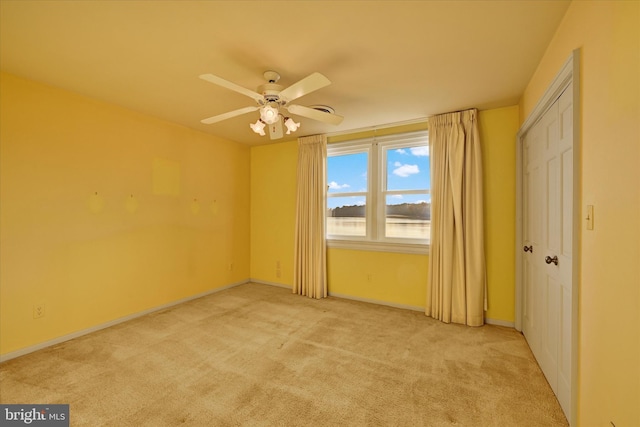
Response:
326,130,430,255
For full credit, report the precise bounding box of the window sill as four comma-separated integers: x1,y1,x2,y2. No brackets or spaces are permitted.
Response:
327,239,429,255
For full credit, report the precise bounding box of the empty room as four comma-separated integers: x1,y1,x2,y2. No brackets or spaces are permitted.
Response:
0,1,638,426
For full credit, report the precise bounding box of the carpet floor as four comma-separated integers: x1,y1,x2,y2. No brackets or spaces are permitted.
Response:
0,282,568,426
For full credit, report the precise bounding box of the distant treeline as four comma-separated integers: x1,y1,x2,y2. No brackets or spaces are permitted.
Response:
328,202,430,220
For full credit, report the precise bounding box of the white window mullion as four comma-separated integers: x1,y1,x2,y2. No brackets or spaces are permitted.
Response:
327,191,368,199
326,129,430,251
369,141,378,241
378,140,386,241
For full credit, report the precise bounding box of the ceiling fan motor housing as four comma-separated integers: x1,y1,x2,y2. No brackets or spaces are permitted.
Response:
257,83,284,104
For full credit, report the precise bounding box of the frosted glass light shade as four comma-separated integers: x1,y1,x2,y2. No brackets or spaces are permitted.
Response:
284,117,300,134
260,105,280,124
250,119,266,135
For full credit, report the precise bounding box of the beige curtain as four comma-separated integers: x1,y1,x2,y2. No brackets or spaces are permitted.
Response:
426,109,486,326
293,134,328,299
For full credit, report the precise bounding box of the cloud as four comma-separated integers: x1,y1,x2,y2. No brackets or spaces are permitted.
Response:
328,181,350,190
410,146,429,157
393,164,420,177
393,146,428,156
391,194,403,199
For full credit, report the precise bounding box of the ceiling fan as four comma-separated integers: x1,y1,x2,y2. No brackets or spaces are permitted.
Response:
199,70,344,140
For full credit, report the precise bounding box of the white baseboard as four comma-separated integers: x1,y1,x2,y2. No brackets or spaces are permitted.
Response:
328,291,425,312
484,318,515,328
250,282,425,312
249,282,424,313
0,279,250,363
249,280,424,313
249,279,292,289
2,279,517,363
251,283,516,328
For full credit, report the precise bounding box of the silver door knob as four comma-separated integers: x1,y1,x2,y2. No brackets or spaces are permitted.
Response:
545,255,558,266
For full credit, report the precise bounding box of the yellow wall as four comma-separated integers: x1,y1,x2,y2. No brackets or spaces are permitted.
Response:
250,108,519,321
520,1,640,424
327,249,428,309
0,73,251,356
480,106,519,322
250,139,298,285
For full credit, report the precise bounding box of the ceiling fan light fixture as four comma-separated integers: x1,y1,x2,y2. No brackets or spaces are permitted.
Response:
250,119,266,136
284,117,300,134
200,71,343,140
260,105,280,124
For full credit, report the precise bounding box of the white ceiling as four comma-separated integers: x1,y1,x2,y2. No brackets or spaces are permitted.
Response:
0,1,571,146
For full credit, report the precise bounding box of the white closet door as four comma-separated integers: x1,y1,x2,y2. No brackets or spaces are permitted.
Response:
521,85,573,420
555,85,574,415
522,112,543,358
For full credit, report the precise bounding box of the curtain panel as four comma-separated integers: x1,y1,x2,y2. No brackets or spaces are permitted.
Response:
293,134,328,299
426,109,486,326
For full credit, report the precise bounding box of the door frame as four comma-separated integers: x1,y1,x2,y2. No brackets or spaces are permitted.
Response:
515,49,581,426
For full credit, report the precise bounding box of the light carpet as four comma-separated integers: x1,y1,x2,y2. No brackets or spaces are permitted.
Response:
0,282,568,426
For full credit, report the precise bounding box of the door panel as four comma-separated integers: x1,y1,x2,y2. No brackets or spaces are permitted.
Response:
547,155,561,252
521,85,573,420
558,284,572,412
522,125,542,355
556,86,574,417
562,150,573,258
542,275,560,391
541,100,560,393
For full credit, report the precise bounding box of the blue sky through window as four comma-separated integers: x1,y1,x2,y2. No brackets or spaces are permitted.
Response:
327,146,430,209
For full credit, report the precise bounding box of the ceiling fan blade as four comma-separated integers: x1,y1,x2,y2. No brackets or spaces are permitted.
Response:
199,74,264,102
279,72,331,103
286,104,344,125
201,106,259,124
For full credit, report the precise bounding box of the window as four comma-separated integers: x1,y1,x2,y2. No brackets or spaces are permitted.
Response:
327,130,430,254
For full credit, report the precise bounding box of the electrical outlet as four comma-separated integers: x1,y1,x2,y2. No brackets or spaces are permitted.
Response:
33,303,45,319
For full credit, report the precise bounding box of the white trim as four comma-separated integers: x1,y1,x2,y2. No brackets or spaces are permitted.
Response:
2,278,519,363
570,51,581,427
518,53,575,137
485,318,516,328
249,279,292,289
515,48,580,427
516,50,579,331
515,138,523,331
327,137,375,151
328,292,515,328
327,239,429,255
0,279,249,363
327,291,424,312
327,130,431,249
